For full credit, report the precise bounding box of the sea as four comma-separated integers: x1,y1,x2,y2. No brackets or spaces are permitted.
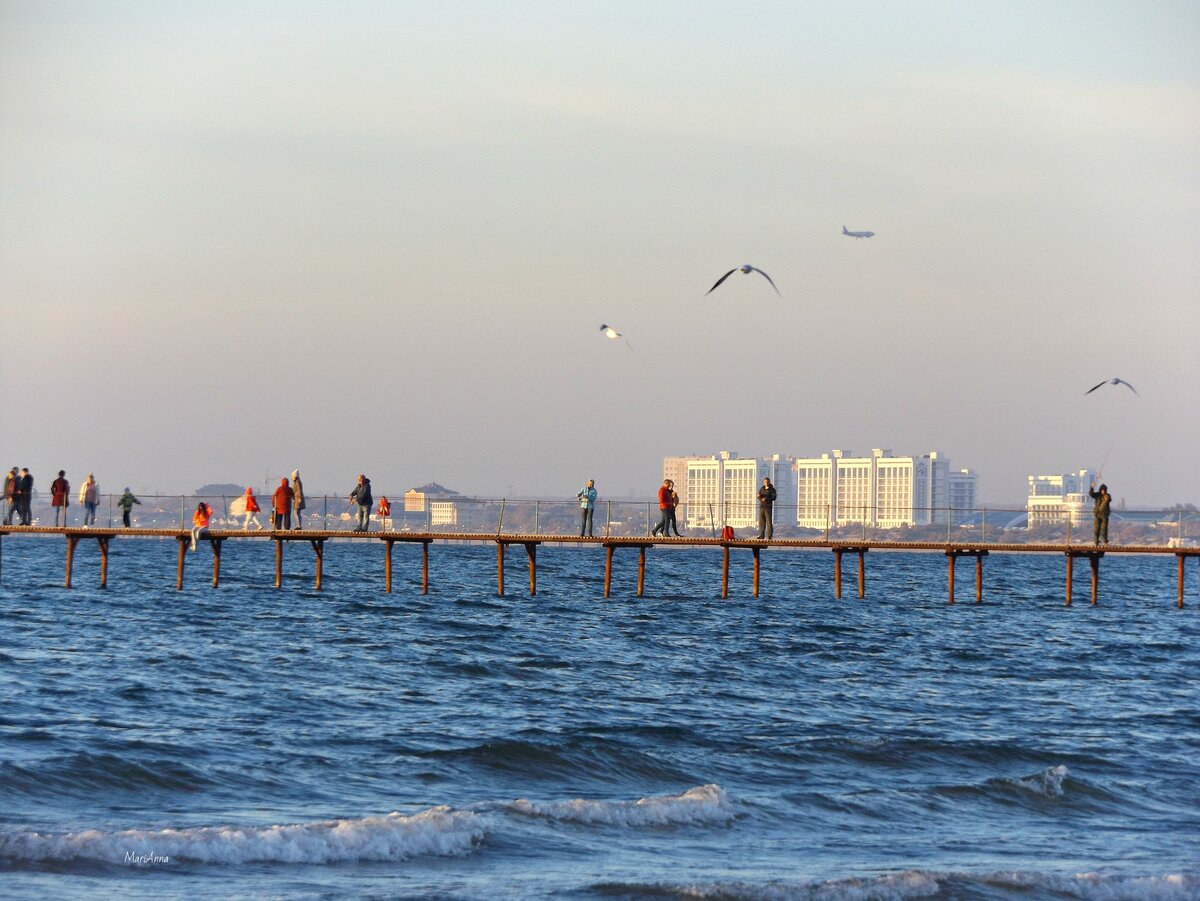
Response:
0,536,1197,900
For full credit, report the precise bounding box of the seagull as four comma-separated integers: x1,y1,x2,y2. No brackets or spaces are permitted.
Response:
599,324,633,352
1085,377,1139,397
706,264,780,297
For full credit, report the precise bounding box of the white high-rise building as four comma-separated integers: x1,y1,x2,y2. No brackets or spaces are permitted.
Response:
791,449,970,529
681,452,776,531
1027,469,1095,528
662,456,707,510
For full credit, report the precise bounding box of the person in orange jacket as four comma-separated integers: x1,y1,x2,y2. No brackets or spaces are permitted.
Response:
651,479,673,538
242,487,263,531
377,496,391,517
271,478,294,530
190,501,213,551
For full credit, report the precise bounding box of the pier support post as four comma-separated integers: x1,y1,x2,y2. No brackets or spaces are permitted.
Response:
496,541,505,597
721,544,730,599
604,545,614,598
311,539,324,590
752,546,761,598
384,540,393,593
947,552,956,605
858,549,866,598
64,535,79,588
1065,550,1103,606
274,539,283,589
212,538,223,589
833,548,843,599
637,546,646,598
176,536,187,589
422,541,430,595
524,542,537,596
1090,554,1100,606
946,549,987,605
98,537,109,589
1066,553,1074,606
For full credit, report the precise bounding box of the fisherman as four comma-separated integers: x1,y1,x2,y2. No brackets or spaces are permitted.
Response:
755,477,777,540
1089,480,1112,546
577,479,597,537
349,474,373,532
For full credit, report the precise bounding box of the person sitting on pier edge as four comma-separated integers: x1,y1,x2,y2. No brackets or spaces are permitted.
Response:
577,479,597,537
79,473,99,527
272,478,293,530
290,470,305,530
1089,480,1112,546
651,479,673,537
51,470,70,527
3,468,17,525
190,501,213,551
242,487,263,531
350,474,373,532
667,479,682,536
756,477,777,540
117,487,141,528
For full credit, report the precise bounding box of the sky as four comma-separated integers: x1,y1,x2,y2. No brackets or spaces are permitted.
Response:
2,1,1198,506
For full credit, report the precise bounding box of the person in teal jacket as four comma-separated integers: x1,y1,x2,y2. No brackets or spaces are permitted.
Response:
577,479,597,537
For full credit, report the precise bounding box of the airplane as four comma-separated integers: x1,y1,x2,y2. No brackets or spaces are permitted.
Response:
842,225,875,239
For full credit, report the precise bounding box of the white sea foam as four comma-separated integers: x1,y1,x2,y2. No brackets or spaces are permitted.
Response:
602,870,1200,901
505,783,734,827
1013,763,1069,797
0,806,484,866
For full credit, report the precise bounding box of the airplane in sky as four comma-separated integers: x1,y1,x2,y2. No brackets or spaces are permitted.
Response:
842,225,875,239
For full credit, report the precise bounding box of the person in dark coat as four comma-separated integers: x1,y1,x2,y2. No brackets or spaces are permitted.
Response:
51,471,70,526
1089,481,1112,545
756,477,777,540
349,474,373,532
17,468,33,525
3,468,17,525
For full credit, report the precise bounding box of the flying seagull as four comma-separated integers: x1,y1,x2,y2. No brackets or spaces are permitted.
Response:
706,264,780,297
1085,377,1139,397
599,324,633,352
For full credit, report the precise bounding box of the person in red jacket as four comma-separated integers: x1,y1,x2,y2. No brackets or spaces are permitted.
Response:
190,501,213,551
242,487,263,531
51,470,70,527
271,478,294,530
651,479,673,538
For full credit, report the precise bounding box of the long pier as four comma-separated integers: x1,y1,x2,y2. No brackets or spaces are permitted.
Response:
2,526,1197,608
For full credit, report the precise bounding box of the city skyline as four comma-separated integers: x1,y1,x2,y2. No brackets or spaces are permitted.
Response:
2,3,1197,506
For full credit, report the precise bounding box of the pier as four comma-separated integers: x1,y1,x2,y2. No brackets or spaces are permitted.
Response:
1,526,1197,608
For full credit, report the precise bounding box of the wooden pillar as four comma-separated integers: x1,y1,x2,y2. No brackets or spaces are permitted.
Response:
212,539,223,589
525,542,537,596
1178,554,1185,609
975,554,985,604
422,541,429,595
311,539,324,591
384,540,393,593
176,537,187,590
637,546,646,598
604,545,614,598
721,544,730,599
274,539,283,589
98,537,109,589
833,548,843,599
496,541,505,597
752,546,761,598
857,549,866,599
947,552,956,605
1090,554,1100,606
1065,552,1074,606
64,535,79,588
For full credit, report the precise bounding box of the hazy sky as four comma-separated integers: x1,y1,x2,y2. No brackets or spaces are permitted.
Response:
2,1,1197,505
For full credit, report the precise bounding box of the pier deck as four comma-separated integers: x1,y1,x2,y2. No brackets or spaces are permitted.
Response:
1,526,1197,607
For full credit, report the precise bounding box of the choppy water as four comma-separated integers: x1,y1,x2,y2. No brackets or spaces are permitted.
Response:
1,536,1197,900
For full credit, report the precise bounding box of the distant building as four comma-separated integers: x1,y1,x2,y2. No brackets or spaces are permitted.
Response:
1026,469,1095,528
662,456,707,508
680,452,781,531
430,499,487,530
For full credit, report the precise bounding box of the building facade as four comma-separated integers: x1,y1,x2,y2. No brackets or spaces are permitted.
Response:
1026,469,1095,528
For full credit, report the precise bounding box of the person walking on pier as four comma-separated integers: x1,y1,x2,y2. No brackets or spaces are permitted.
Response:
271,478,293,530
667,480,682,536
117,487,141,528
79,474,99,527
350,474,373,532
290,470,305,530
239,487,263,530
190,501,213,551
651,479,673,537
577,479,597,537
756,477,777,540
3,468,17,525
51,470,70,527
1089,480,1112,546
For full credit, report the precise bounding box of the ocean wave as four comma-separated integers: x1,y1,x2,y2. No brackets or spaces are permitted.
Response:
0,753,211,798
587,870,1200,900
0,806,484,866
505,783,734,827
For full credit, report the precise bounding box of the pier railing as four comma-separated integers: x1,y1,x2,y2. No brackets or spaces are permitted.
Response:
7,495,1197,547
